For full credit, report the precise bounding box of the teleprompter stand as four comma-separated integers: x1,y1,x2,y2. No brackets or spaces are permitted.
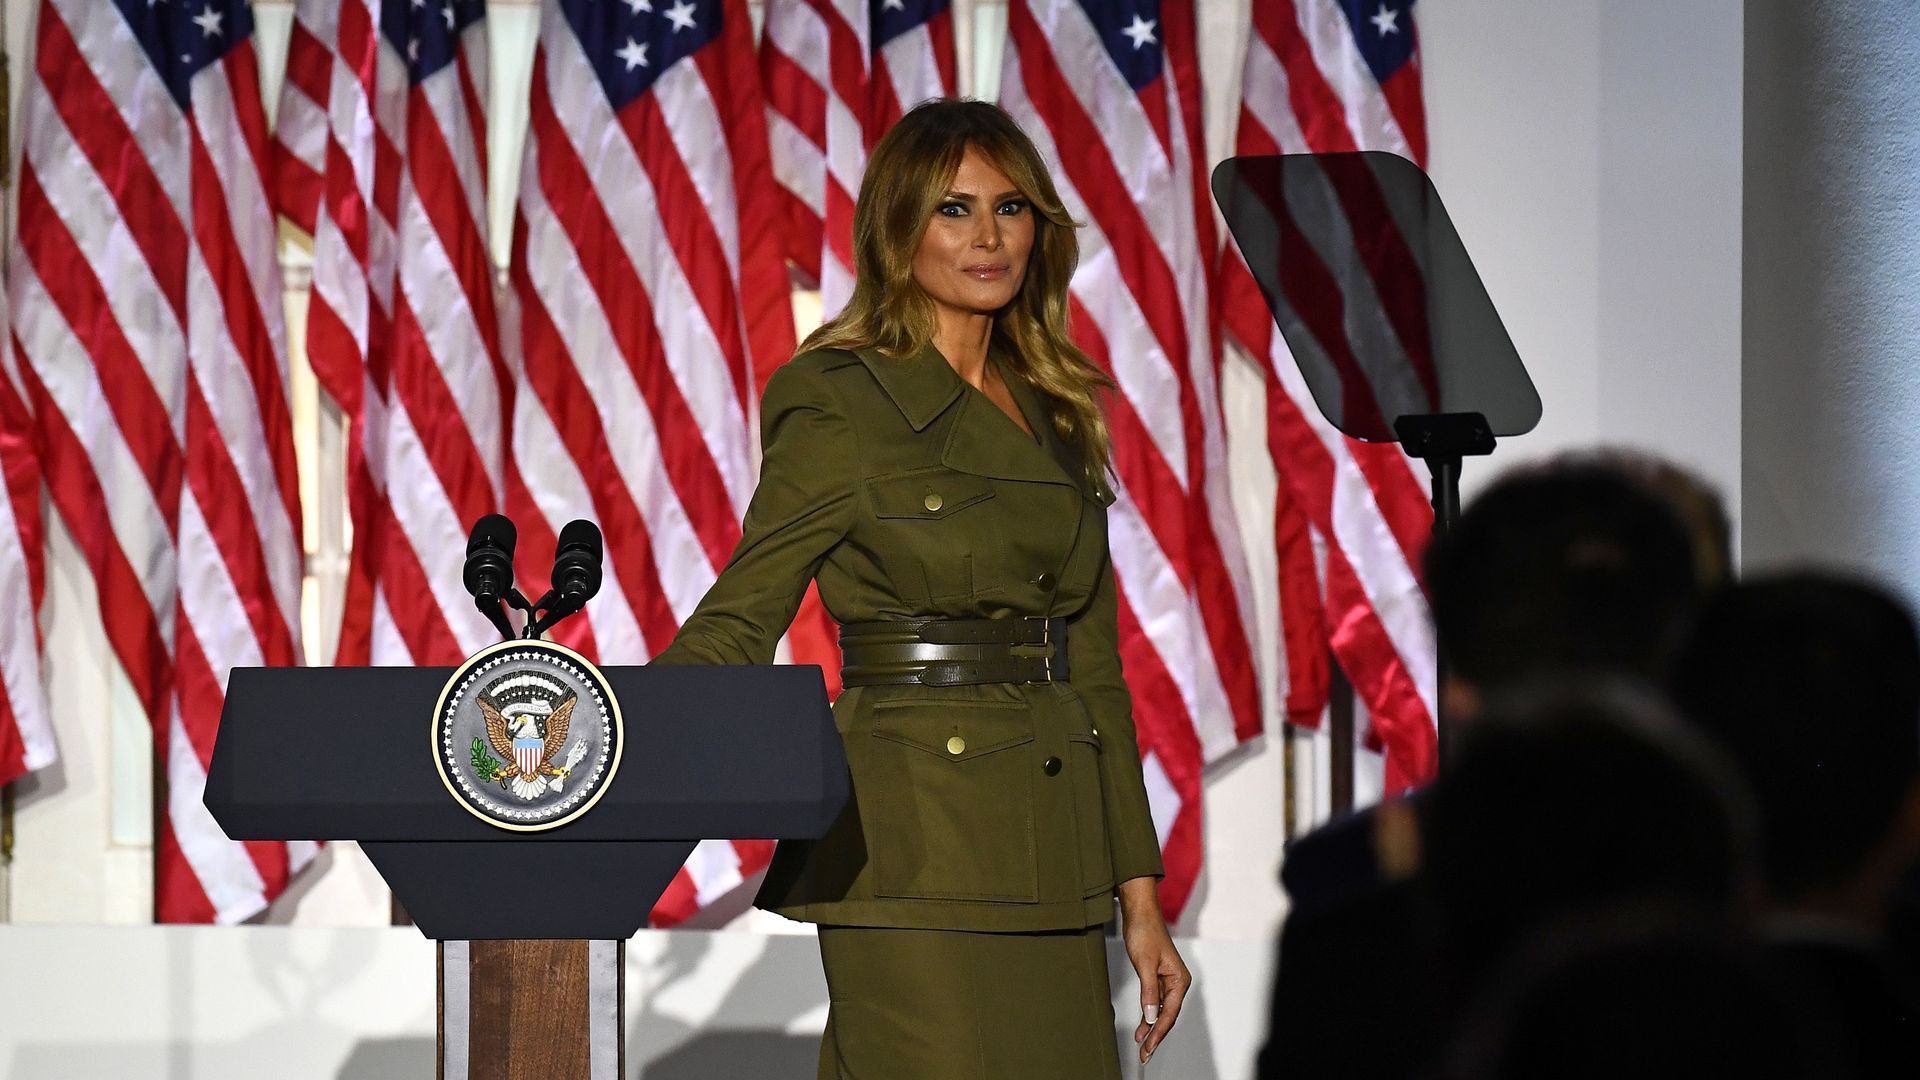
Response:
1212,151,1542,752
205,663,848,1079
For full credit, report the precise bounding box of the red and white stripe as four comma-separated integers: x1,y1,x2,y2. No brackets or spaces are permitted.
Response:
760,0,956,320
505,0,796,927
514,743,543,779
1001,0,1265,922
273,0,508,670
10,0,309,921
0,312,53,788
1221,0,1437,791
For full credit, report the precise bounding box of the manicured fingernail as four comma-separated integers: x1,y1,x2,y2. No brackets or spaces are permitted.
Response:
1144,1005,1160,1024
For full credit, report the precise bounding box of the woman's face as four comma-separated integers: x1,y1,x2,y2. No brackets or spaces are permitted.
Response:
911,145,1035,319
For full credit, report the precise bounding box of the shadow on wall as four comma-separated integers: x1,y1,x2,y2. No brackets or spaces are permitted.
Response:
631,915,825,1078
337,1038,436,1077
642,1031,821,1079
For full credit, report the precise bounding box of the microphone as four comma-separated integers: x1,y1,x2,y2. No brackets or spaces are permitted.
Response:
463,514,519,640
550,519,604,611
528,520,603,637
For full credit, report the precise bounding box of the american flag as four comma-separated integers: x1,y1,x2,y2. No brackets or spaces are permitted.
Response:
1001,0,1265,921
1220,0,1437,791
761,0,957,320
9,0,309,921
758,0,957,698
274,0,508,668
0,315,52,788
505,0,797,927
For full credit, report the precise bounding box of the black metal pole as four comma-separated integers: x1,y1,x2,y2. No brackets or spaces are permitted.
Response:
1394,411,1493,774
1428,455,1461,764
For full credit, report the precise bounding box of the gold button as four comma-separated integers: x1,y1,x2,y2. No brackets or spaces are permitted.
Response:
946,735,967,755
924,492,944,512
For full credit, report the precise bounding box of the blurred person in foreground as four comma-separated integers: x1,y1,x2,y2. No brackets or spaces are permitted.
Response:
1282,454,1721,917
1445,926,1839,1080
1259,458,1718,1079
1417,680,1757,1004
1265,675,1766,1078
1431,684,1826,1078
1671,572,1920,1076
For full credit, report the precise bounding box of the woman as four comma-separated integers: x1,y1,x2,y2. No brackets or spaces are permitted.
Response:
648,98,1190,1077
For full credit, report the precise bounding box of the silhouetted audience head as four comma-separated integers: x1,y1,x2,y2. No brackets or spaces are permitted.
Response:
1419,680,1756,994
1426,461,1703,713
1447,927,1838,1080
1671,572,1920,911
1542,447,1734,587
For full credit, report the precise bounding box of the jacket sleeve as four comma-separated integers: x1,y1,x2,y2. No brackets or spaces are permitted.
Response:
646,361,858,667
1068,543,1167,884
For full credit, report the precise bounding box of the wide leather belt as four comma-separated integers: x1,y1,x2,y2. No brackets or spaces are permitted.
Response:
837,615,1072,687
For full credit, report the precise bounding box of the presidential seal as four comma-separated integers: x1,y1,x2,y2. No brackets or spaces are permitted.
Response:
432,638,623,831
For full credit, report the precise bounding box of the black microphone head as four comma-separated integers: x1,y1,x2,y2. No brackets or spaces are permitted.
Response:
467,513,517,558
552,519,604,603
556,519,603,561
464,514,518,601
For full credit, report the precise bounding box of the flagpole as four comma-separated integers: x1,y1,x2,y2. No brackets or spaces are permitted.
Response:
1280,719,1297,844
1,784,14,922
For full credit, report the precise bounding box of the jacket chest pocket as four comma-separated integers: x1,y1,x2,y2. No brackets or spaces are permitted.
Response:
864,698,1038,902
864,467,999,604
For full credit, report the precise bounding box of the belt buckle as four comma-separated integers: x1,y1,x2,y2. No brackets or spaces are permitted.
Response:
1021,615,1053,682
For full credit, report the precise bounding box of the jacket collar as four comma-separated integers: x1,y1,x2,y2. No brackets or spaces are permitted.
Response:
855,342,1089,494
854,341,965,433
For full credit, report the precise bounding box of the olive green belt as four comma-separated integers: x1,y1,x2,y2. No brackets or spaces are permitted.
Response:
837,615,1072,686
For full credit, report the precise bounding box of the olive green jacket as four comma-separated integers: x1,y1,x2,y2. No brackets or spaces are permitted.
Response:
646,342,1165,932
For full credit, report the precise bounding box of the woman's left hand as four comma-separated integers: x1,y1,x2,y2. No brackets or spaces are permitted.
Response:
1117,876,1190,1064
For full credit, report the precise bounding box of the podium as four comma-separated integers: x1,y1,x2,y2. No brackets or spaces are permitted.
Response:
205,661,849,1079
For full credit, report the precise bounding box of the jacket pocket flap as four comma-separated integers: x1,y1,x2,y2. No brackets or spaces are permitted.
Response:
865,467,996,519
871,700,1033,761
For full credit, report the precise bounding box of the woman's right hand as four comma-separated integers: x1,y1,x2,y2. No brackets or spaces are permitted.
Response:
1119,876,1190,1064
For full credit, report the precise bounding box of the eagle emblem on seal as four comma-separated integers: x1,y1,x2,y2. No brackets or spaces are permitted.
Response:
434,638,622,830
472,672,591,801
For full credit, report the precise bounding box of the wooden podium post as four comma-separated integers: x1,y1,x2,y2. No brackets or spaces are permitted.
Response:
439,940,624,1079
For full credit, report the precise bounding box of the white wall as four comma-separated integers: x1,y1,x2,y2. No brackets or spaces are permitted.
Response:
1742,0,1920,601
1422,0,1743,510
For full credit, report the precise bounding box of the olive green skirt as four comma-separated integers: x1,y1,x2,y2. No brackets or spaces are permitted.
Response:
815,924,1123,1080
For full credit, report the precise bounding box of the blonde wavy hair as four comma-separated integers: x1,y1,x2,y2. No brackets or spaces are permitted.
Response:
800,98,1115,488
